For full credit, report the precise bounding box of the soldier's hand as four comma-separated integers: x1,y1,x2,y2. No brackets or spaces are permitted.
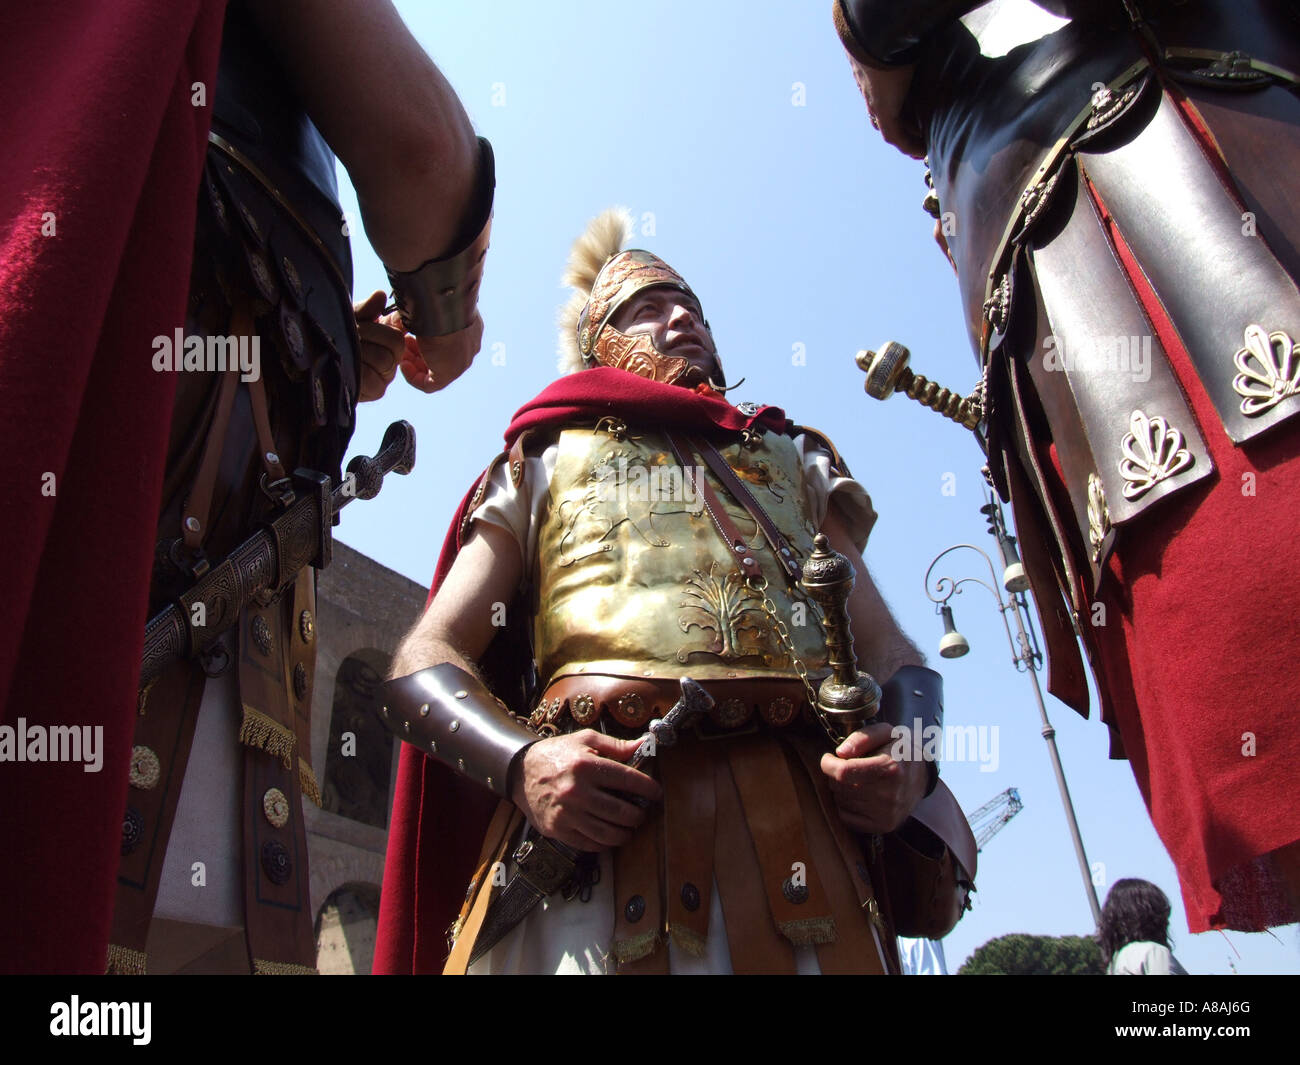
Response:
399,312,484,393
820,721,929,834
354,290,404,402
509,730,663,853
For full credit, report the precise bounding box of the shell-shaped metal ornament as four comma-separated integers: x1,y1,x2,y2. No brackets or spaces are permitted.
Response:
1232,324,1300,416
1118,409,1193,501
983,274,1011,334
1087,473,1112,564
1086,83,1137,130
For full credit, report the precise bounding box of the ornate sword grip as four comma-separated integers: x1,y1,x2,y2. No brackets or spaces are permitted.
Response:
340,420,416,504
801,534,881,741
856,341,983,430
628,677,715,769
142,422,417,690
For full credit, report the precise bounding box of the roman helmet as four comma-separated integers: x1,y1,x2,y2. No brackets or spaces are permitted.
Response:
556,208,726,388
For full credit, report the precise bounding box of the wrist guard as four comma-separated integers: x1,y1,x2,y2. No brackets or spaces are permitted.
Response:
385,136,495,337
879,664,944,796
379,662,535,797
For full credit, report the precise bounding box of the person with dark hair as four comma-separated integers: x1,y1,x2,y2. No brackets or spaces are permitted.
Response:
1099,878,1188,974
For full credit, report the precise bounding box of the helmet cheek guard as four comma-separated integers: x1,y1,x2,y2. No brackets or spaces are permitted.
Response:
578,249,724,388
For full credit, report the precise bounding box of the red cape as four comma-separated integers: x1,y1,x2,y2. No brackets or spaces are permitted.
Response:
0,1,226,973
372,370,787,973
1080,183,1300,932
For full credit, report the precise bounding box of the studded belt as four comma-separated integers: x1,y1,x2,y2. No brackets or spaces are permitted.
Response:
529,674,820,739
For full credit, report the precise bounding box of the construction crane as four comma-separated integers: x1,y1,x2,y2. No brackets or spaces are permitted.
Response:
966,787,1023,852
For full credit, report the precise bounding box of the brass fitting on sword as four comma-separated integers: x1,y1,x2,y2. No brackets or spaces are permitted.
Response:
801,534,881,742
856,341,983,430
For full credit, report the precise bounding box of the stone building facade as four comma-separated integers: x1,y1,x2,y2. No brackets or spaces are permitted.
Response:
305,540,425,974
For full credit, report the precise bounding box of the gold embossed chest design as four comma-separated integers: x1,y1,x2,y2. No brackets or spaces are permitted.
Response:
533,426,826,689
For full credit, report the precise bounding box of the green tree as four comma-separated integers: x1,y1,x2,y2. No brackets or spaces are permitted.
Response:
958,933,1104,975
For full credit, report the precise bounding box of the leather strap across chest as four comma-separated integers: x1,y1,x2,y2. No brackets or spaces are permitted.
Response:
664,432,803,584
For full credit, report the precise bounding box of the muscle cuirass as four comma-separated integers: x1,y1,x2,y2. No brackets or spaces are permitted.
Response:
460,424,920,974
533,427,830,694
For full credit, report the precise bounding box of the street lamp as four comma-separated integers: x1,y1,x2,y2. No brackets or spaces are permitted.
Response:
924,489,1103,929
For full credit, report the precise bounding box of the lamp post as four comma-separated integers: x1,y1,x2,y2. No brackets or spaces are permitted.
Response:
925,489,1103,929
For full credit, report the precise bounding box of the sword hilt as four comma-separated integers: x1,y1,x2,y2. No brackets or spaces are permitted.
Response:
801,534,881,743
333,419,417,508
856,341,983,430
628,677,715,769
141,422,418,691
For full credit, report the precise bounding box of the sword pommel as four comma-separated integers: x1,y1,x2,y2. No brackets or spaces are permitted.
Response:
629,677,714,768
856,341,983,431
343,419,416,502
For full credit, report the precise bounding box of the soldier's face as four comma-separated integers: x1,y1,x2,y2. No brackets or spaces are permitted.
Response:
609,287,719,385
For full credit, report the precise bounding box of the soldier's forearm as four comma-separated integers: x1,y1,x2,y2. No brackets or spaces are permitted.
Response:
861,634,926,689
844,569,926,682
251,0,482,272
379,662,536,798
389,628,475,683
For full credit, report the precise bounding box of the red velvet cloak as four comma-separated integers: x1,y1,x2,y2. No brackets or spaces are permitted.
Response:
0,1,226,974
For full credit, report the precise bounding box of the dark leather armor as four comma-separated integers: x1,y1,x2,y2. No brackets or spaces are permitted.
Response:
839,0,1300,714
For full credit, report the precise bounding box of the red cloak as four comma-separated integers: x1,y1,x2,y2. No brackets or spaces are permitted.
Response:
0,1,226,974
372,369,789,974
1076,179,1300,933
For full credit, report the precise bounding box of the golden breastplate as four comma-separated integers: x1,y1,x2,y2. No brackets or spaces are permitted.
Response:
533,426,828,689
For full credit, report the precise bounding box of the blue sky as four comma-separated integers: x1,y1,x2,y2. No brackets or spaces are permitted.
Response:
332,0,1298,974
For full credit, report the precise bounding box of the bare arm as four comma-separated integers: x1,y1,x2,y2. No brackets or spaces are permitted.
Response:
249,0,479,272
390,521,520,680
819,502,925,683
389,519,660,850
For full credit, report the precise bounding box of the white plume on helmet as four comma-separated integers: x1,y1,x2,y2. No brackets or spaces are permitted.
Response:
555,207,633,375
